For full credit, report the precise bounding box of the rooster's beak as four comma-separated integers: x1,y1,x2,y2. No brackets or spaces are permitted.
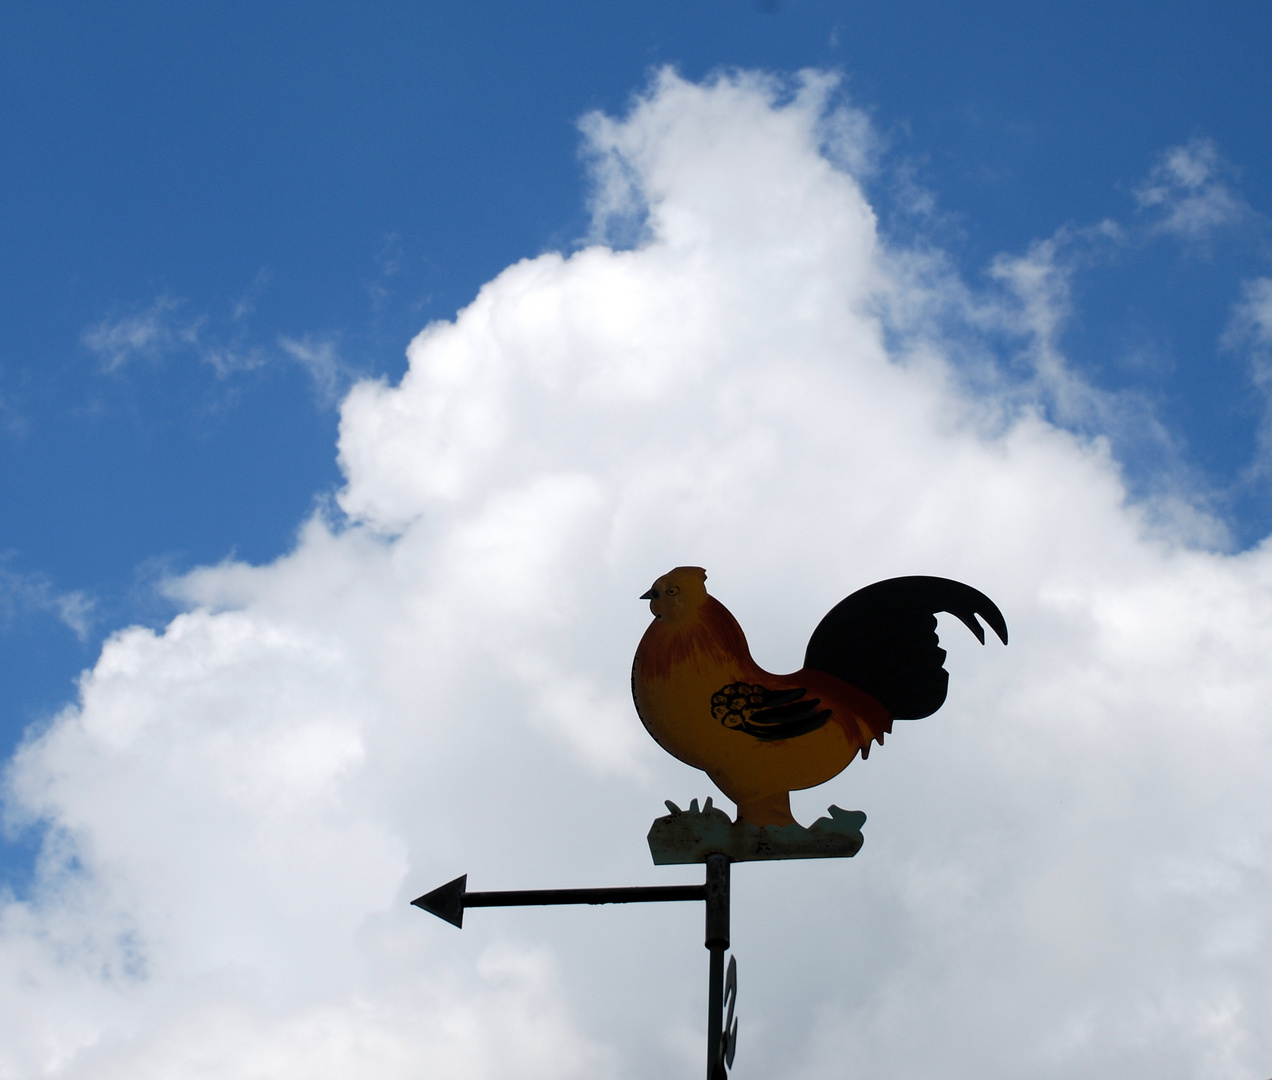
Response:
640,588,657,600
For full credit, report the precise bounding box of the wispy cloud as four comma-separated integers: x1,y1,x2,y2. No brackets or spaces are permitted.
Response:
81,296,202,372
0,561,95,640
987,223,1127,424
881,132,1268,538
365,233,406,314
1224,277,1272,476
0,389,27,438
976,224,1224,543
1228,276,1272,353
278,335,351,407
82,295,263,376
1134,137,1251,243
83,276,367,404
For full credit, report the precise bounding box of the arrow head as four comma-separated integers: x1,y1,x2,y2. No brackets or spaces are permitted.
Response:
411,873,467,928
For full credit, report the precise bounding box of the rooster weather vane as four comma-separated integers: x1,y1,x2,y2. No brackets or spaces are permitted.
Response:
413,567,1007,1079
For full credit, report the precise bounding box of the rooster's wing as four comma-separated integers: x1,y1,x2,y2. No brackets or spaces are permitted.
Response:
803,576,1007,720
710,682,832,741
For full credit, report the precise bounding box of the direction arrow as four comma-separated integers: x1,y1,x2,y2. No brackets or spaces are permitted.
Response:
412,855,735,1080
412,874,708,928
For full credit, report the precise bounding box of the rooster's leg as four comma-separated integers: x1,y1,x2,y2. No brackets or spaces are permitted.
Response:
734,791,796,827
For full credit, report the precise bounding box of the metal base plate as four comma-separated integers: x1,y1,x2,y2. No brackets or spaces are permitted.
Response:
648,799,865,864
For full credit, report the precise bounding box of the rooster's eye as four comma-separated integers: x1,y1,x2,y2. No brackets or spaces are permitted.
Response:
665,586,680,596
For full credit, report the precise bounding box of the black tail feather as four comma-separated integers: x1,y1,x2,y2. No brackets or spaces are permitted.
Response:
803,576,1007,720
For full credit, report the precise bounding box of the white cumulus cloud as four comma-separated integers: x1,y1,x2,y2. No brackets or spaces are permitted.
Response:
6,68,1272,1080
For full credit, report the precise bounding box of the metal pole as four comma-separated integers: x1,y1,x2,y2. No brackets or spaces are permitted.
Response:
704,853,730,1080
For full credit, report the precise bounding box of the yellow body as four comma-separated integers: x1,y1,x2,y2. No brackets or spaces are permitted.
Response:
632,567,891,826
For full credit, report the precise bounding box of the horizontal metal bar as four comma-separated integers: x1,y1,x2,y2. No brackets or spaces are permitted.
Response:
465,884,706,909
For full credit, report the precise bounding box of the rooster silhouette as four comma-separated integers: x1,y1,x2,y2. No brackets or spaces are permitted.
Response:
632,567,1007,826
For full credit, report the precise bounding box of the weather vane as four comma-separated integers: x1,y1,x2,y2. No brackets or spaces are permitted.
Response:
413,567,1007,1079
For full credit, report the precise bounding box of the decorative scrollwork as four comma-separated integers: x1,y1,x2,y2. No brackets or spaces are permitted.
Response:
719,954,738,1072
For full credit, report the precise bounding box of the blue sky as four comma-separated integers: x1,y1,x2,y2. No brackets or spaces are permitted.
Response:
3,2,1268,752
3,4,1272,1076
